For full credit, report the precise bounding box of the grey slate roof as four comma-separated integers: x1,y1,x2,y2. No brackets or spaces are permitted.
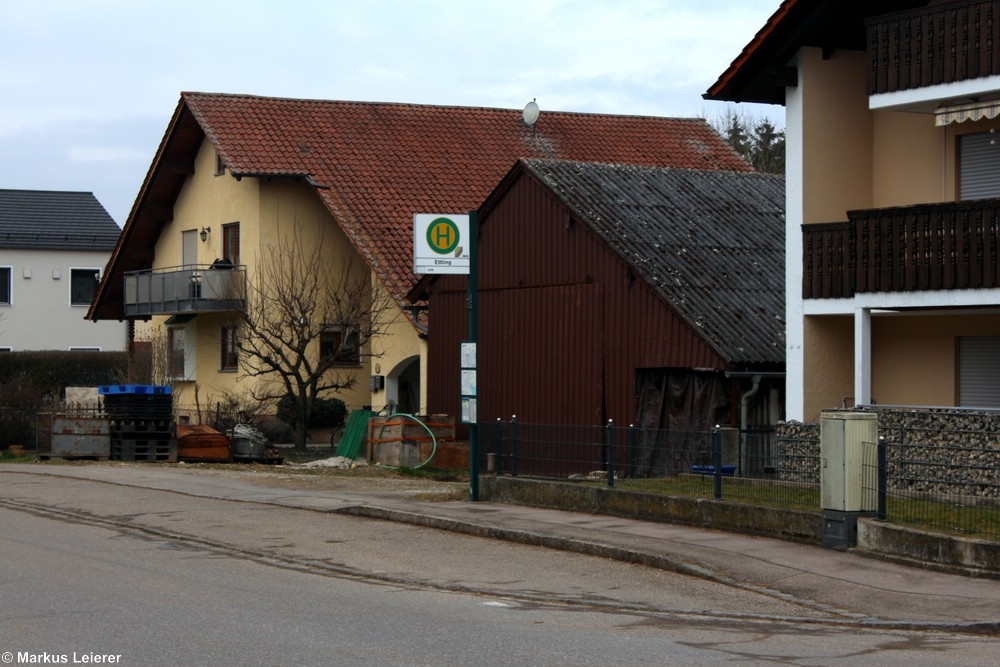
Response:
0,189,121,250
522,159,785,365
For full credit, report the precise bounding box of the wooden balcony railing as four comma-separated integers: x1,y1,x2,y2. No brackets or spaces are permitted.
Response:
867,0,1000,96
803,199,1000,299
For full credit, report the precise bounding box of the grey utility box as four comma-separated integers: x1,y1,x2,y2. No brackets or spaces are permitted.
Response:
820,411,878,549
50,416,111,458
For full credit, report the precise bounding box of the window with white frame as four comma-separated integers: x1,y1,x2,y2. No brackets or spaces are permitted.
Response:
70,268,100,307
0,266,11,305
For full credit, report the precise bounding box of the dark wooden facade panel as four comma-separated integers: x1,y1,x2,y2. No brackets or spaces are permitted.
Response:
479,284,603,424
425,286,468,421
424,171,727,428
601,275,727,426
479,173,597,290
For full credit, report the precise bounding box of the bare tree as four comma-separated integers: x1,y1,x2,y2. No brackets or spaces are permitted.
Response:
234,230,396,449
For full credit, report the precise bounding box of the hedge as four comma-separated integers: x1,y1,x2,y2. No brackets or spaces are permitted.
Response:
0,351,128,447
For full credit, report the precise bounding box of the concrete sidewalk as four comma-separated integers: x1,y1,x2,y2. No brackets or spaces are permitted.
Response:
5,463,1000,632
346,496,1000,631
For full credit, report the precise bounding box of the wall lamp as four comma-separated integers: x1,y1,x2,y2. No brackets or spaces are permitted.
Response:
200,226,211,242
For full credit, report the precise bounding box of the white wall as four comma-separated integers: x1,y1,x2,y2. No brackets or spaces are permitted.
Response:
0,248,126,351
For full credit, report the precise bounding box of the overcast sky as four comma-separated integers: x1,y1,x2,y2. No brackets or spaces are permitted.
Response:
0,0,783,226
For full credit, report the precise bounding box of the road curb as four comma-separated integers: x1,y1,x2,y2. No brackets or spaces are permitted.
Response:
335,504,940,628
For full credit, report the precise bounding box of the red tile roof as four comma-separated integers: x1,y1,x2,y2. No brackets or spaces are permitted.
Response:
705,0,797,104
91,92,751,322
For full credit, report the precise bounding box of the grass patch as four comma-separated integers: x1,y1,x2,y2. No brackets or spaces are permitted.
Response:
592,474,1000,541
886,495,1000,542
591,474,821,512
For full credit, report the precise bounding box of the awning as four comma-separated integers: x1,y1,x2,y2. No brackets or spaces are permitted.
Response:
935,100,1000,126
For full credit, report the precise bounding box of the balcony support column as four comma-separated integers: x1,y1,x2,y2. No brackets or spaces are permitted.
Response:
854,307,872,407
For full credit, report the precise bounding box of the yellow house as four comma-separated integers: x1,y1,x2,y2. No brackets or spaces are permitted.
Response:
88,92,752,424
707,1,1000,421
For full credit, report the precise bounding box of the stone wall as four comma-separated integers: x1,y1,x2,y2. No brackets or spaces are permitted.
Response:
873,406,1000,500
774,420,820,484
777,407,1000,499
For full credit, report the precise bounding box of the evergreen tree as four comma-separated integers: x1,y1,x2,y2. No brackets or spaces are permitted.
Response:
708,107,785,175
749,118,785,174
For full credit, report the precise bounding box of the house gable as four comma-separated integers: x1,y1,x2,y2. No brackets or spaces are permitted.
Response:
90,92,752,326
705,1,929,106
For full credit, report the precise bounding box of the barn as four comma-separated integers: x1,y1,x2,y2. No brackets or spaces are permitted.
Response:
410,159,785,474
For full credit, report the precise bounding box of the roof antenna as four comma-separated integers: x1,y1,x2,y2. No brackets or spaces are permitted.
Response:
522,99,540,136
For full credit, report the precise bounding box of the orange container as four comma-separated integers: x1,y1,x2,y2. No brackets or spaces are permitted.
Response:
176,424,232,462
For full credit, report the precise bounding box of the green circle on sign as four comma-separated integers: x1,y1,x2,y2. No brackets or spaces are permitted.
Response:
427,217,460,255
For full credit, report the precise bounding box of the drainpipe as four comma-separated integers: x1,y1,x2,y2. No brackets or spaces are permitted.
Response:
740,375,762,433
740,375,761,475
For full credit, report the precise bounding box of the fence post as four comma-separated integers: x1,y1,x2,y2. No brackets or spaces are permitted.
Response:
713,425,723,500
495,418,503,475
605,419,615,488
627,423,637,480
877,436,887,521
510,415,519,478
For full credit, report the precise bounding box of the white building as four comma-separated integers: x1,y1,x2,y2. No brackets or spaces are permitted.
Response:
0,189,125,351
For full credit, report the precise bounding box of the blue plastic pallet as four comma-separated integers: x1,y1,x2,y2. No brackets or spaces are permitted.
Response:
99,385,172,396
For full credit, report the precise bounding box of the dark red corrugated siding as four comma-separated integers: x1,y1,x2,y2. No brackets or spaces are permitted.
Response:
425,171,727,427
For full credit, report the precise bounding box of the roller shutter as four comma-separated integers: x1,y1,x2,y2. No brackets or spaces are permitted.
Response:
958,336,1000,408
959,132,1000,200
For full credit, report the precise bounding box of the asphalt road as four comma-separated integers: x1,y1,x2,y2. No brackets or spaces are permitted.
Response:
1,464,999,666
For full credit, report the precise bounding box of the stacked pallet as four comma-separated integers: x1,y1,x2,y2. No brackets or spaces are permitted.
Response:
99,385,176,462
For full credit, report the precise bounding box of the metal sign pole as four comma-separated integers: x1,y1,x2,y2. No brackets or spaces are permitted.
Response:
467,209,479,501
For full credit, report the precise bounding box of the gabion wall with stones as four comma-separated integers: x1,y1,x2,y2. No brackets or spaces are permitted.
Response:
872,406,1000,500
776,408,1000,498
774,421,820,484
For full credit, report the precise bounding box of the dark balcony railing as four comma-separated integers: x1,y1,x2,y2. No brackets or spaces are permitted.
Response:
124,264,246,317
803,199,1000,298
867,0,1000,96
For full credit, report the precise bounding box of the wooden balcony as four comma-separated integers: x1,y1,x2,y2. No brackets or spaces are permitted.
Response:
868,0,1000,96
803,199,1000,299
124,264,246,317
